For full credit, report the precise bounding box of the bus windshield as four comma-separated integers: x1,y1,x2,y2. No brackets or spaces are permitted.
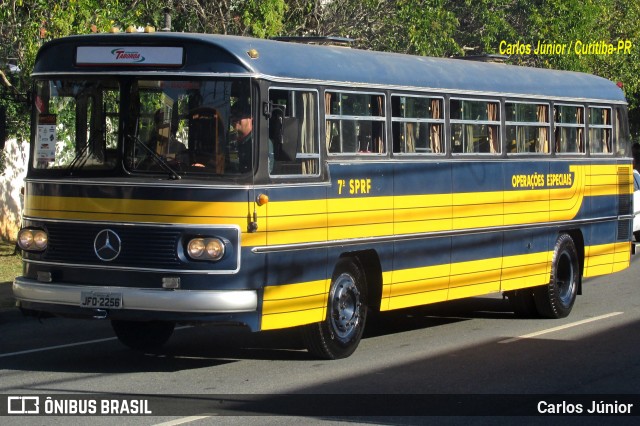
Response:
32,77,253,178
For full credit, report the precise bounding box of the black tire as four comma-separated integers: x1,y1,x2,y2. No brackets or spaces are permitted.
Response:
634,231,640,242
534,234,580,319
111,320,175,352
506,288,539,318
303,259,368,359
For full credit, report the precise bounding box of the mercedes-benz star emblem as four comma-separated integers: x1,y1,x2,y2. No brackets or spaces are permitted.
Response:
94,229,122,262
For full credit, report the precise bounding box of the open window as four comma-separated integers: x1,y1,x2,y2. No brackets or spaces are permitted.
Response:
268,88,320,176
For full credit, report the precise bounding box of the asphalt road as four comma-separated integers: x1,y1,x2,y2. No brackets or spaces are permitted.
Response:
1,254,639,425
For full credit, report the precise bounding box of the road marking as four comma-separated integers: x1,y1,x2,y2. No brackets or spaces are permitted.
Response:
498,312,624,344
0,326,191,358
0,336,118,358
153,416,213,426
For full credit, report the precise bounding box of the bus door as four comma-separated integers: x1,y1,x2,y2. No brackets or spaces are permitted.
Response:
259,87,328,330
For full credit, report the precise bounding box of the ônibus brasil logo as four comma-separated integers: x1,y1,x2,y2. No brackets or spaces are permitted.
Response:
110,48,145,63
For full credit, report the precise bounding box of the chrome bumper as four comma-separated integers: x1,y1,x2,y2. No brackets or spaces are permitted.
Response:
12,277,258,314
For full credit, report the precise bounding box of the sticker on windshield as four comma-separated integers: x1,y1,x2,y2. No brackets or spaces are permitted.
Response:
36,114,57,162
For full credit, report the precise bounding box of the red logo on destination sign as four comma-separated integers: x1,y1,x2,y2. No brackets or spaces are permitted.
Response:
110,48,145,62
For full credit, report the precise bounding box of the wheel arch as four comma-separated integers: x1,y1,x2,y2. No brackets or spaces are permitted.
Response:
338,249,383,311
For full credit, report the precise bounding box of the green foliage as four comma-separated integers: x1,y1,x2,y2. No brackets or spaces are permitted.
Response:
239,0,286,38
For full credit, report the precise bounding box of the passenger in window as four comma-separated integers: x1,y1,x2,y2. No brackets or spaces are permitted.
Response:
231,109,254,173
192,108,272,173
231,108,272,173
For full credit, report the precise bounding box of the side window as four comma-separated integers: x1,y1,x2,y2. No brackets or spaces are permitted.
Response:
506,102,550,154
450,98,500,154
554,104,585,153
325,91,385,155
615,106,630,156
589,106,612,154
392,95,444,154
268,88,319,176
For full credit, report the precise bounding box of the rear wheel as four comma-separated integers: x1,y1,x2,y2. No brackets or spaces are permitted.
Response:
111,320,175,352
303,259,368,359
534,234,580,318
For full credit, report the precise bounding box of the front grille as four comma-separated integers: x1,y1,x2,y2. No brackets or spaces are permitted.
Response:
43,223,182,268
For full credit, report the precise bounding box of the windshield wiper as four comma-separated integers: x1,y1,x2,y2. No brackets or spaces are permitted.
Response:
127,134,181,180
66,137,94,175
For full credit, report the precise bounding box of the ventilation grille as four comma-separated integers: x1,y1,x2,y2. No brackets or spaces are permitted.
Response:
617,166,632,241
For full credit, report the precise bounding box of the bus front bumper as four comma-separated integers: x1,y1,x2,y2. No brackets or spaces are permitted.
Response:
12,277,258,316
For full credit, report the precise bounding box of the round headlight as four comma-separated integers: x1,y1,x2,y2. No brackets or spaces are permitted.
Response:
17,228,48,251
205,238,225,261
33,230,48,249
187,238,205,258
18,229,34,249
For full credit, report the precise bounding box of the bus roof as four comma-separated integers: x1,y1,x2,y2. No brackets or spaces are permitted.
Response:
33,32,626,103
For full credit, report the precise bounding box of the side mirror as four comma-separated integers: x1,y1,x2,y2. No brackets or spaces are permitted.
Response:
0,106,6,150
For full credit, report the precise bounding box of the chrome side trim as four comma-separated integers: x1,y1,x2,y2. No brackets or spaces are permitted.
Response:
251,216,629,254
13,278,257,313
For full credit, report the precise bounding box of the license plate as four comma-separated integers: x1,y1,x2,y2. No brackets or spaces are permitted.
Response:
80,292,123,309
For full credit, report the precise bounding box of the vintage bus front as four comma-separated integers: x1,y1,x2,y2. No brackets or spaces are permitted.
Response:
13,34,270,350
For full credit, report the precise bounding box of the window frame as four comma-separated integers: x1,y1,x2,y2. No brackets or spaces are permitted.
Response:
325,89,387,157
391,94,446,156
587,105,613,156
505,100,551,156
267,86,322,178
449,97,502,156
553,103,586,155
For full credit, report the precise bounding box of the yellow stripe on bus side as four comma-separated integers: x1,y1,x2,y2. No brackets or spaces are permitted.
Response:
258,239,618,330
584,242,632,277
24,164,627,251
261,279,329,330
24,194,269,246
25,195,248,221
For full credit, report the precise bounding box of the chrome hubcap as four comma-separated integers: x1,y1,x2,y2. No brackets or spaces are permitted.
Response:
330,273,361,340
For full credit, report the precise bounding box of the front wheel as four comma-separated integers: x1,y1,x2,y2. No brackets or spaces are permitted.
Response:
303,259,368,359
111,320,175,352
534,234,580,318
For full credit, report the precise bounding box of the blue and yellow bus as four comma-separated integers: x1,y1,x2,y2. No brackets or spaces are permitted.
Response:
13,32,633,359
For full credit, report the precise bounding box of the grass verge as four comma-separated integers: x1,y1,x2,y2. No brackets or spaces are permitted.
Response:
0,240,21,309
0,240,21,283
